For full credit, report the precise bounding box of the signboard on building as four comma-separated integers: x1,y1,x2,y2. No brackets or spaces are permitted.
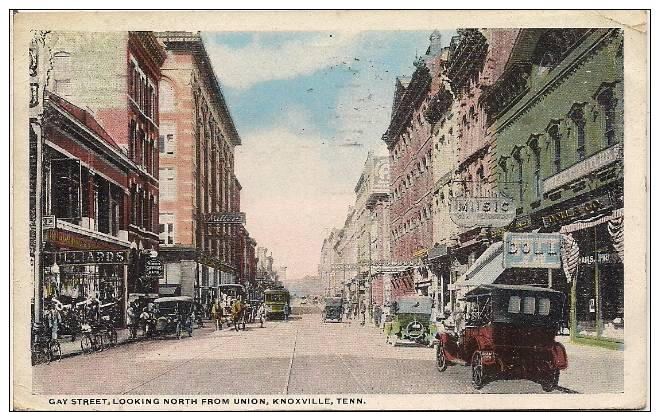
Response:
503,232,562,269
205,212,246,225
48,250,129,265
145,257,164,278
449,196,516,228
42,215,56,230
542,195,612,228
543,143,622,193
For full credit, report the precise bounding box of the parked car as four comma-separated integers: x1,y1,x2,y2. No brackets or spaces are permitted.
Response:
152,296,194,339
385,296,435,347
321,297,343,323
435,284,568,391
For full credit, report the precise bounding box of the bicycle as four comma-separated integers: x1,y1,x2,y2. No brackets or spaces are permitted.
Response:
79,324,105,354
31,329,61,365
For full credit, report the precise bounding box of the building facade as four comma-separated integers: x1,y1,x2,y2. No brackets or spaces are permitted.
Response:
155,32,245,303
37,32,166,317
486,28,624,345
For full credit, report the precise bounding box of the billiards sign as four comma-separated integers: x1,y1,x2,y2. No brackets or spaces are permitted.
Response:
503,232,562,269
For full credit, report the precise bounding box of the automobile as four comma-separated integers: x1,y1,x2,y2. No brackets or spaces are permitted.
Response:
321,297,343,323
385,295,436,347
152,296,194,339
264,288,290,320
434,284,568,391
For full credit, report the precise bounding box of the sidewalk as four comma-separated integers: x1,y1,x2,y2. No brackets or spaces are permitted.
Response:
55,319,213,359
555,335,624,393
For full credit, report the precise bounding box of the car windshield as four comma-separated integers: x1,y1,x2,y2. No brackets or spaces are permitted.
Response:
395,297,432,314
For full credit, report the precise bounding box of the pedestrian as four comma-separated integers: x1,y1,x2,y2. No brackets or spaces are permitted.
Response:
45,304,61,340
127,302,138,339
231,297,243,331
140,306,152,338
360,305,366,326
211,299,223,331
256,302,266,327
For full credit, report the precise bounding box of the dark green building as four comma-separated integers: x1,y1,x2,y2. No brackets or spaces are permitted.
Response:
484,28,624,347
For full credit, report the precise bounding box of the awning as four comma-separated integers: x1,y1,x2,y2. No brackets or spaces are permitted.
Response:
452,241,505,288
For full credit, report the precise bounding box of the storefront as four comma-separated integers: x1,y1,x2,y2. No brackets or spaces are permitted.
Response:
42,224,131,325
560,208,624,346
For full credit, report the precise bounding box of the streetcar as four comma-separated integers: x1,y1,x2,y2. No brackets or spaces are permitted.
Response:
263,288,290,320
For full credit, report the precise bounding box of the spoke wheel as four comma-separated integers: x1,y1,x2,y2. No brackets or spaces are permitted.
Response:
471,352,485,390
80,335,92,354
436,344,447,372
49,340,62,362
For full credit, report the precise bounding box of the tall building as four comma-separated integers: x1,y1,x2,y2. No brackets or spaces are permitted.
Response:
39,31,166,313
155,32,244,302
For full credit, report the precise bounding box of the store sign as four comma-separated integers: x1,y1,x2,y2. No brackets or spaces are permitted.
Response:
42,215,56,230
579,253,619,266
45,229,123,251
449,196,516,228
541,195,611,227
52,250,129,265
205,212,246,225
544,143,622,193
145,257,164,278
503,232,561,269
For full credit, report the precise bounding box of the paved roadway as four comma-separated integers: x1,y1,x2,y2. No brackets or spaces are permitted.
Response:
33,309,618,395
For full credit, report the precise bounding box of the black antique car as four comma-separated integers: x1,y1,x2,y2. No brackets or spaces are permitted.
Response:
435,284,568,391
321,297,343,323
152,296,194,339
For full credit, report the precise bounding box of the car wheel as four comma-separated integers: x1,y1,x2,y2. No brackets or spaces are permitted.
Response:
436,344,447,372
471,352,486,389
541,369,560,392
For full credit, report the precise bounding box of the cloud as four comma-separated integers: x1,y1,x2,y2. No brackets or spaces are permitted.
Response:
235,120,365,280
205,32,359,91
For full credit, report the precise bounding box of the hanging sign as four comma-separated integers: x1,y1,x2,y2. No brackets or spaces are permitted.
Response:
145,257,164,278
503,232,562,269
449,196,516,228
205,212,246,225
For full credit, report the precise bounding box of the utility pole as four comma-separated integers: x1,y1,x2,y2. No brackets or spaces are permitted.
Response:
30,32,50,330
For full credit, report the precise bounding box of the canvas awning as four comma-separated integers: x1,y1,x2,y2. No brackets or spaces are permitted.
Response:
451,241,505,288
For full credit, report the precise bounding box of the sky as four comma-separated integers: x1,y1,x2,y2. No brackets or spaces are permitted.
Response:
202,30,455,280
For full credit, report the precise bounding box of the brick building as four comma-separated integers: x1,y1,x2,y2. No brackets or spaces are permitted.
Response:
42,31,166,301
155,32,249,303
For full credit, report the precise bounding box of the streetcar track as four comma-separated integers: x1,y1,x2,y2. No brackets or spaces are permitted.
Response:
283,321,300,395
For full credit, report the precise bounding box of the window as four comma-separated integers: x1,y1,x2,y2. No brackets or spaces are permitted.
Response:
159,167,176,200
514,153,524,202
538,298,551,316
598,87,617,147
52,52,72,97
159,213,175,245
159,133,176,155
570,106,586,161
508,296,521,314
523,296,536,315
499,158,509,194
532,146,541,199
549,125,562,173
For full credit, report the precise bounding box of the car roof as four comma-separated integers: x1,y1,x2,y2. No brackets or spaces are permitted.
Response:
154,296,193,303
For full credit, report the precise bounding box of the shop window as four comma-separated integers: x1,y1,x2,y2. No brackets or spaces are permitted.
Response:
50,158,81,221
538,298,551,316
523,296,536,314
508,296,521,314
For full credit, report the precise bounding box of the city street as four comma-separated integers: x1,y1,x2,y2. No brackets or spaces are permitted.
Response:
33,308,622,395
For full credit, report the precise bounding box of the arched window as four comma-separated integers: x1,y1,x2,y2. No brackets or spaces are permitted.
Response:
569,104,586,161
596,86,617,147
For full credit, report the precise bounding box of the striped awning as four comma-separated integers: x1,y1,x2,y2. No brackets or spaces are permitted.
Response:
559,208,623,234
